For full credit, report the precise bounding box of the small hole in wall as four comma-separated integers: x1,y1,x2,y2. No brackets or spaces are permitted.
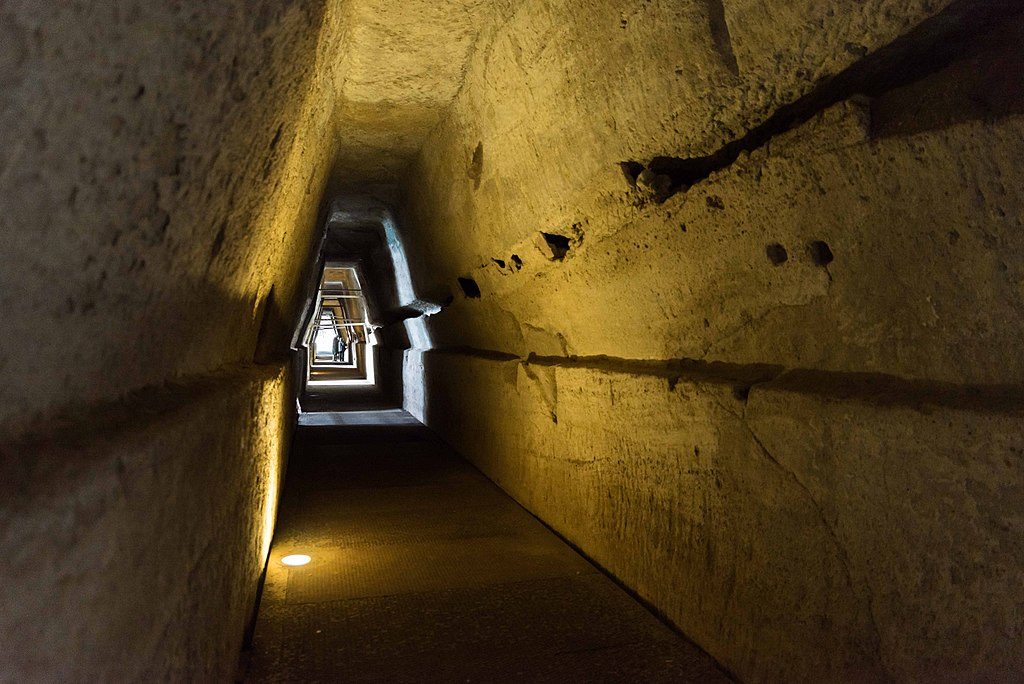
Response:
807,240,834,266
765,243,788,265
618,161,644,186
469,142,484,189
492,258,506,269
539,232,571,261
637,169,672,203
209,218,228,260
457,277,481,298
844,41,869,57
510,254,523,270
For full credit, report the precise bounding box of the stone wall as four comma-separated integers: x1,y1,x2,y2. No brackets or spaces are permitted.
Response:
0,366,291,680
0,0,341,677
4,0,1024,678
0,0,339,430
397,1,1024,679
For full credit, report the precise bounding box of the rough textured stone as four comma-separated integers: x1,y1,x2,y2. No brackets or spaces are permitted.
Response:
0,0,338,677
0,0,337,431
385,1,1024,681
413,353,1024,681
331,0,512,188
4,0,1024,680
411,108,1024,383
0,366,292,680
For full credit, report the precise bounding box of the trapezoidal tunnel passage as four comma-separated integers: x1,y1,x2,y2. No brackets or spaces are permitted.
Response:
1,0,1023,681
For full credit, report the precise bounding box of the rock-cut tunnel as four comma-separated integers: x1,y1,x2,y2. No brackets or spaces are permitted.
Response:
2,1,1023,681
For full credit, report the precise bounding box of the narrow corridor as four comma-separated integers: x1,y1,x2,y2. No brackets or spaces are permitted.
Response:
5,1,1023,679
245,411,728,682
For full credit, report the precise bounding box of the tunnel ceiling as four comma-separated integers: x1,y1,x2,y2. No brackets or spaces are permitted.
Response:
330,0,507,189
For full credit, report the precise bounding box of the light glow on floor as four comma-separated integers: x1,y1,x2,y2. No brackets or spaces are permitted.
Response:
282,554,312,567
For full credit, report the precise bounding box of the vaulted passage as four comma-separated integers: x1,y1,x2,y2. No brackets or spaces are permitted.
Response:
2,1,1024,681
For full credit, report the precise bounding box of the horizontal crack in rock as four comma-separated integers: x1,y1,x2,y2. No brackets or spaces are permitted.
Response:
430,347,1024,413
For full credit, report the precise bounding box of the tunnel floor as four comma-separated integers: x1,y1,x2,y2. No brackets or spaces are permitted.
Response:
245,411,729,682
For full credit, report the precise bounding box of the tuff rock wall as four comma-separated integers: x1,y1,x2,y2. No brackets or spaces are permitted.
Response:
3,0,1024,680
0,1,342,678
395,1,1024,680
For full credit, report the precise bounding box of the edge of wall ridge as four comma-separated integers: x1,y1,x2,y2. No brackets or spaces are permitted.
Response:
426,346,1024,414
0,361,289,455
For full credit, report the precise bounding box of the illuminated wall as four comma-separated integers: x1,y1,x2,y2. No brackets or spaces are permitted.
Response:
0,368,291,679
3,0,1023,681
396,1,1024,680
0,1,345,678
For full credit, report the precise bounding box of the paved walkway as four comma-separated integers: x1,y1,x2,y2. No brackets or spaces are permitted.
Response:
247,411,728,682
